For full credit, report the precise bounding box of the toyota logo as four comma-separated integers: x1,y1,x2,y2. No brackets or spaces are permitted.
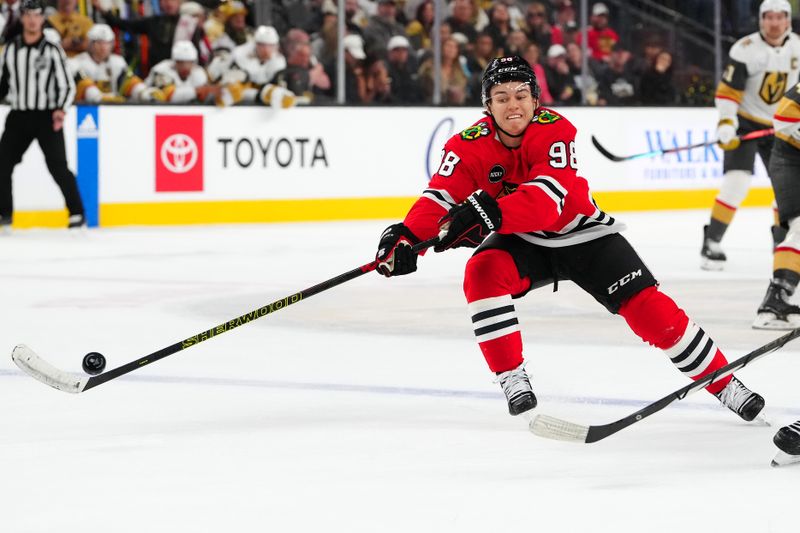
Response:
160,133,198,174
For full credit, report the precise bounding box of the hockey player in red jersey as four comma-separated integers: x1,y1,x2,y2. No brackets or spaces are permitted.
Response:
376,55,767,421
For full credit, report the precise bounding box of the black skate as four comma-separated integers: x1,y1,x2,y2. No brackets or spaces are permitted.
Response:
68,214,86,230
700,225,726,271
714,376,765,422
496,363,537,416
0,215,10,235
772,421,800,467
753,280,800,330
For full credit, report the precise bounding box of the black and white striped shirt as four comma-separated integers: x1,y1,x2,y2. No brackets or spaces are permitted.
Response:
0,34,75,111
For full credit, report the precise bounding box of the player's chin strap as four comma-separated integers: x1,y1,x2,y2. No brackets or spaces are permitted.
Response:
488,113,526,140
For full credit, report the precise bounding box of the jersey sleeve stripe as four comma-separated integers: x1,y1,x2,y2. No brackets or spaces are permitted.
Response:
421,188,457,211
522,176,567,213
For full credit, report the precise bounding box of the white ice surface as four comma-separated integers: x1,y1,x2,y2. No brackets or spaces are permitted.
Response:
1,208,799,533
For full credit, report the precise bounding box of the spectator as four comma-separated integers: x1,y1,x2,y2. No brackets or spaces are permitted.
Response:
504,29,529,55
447,0,478,43
524,1,562,51
565,41,599,104
219,1,252,48
68,23,148,103
494,0,525,33
596,43,638,105
178,2,212,65
554,0,576,30
639,49,676,105
273,39,315,99
47,0,92,57
365,57,393,103
418,35,468,104
363,0,405,57
386,34,423,103
1,0,22,43
406,0,433,51
93,0,205,71
544,43,580,104
522,42,553,105
576,2,619,62
283,27,331,95
485,3,513,53
311,0,338,64
465,31,498,103
322,33,368,103
344,0,369,33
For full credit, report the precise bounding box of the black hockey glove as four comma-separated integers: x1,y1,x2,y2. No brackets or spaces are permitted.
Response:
376,223,421,277
434,190,501,252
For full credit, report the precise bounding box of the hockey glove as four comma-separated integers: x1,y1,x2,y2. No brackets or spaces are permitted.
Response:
717,119,740,151
434,190,501,252
376,223,421,277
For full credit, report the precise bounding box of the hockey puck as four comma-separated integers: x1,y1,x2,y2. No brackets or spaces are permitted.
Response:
82,352,106,375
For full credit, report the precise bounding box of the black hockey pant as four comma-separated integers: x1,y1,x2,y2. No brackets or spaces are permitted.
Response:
0,110,84,219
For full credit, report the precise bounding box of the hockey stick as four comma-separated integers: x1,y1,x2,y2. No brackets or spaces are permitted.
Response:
530,327,800,443
591,128,775,162
12,233,443,394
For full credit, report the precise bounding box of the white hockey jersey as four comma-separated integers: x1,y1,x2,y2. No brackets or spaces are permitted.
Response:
68,52,136,102
144,59,208,103
716,32,800,126
231,42,286,86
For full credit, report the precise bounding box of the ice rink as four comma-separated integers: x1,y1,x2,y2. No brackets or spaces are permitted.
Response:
2,207,799,533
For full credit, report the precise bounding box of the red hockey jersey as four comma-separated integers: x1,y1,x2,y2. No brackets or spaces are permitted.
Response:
404,108,624,248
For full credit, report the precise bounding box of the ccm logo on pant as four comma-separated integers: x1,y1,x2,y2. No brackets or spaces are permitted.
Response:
607,269,642,294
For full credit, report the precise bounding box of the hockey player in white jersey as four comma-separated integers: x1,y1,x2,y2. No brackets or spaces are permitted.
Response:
68,24,147,103
144,40,209,104
206,25,296,108
701,0,800,270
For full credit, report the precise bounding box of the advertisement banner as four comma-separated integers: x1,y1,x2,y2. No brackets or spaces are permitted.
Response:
155,115,204,192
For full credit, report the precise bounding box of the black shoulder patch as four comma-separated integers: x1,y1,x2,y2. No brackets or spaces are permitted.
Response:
488,164,505,183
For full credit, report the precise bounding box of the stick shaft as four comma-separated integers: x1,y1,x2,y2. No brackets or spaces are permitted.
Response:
82,234,440,391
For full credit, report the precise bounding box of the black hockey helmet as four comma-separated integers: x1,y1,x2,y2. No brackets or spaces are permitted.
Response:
20,0,44,13
481,55,540,106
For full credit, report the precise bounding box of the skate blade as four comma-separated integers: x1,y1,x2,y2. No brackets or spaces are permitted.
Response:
771,450,800,467
751,413,771,427
700,258,725,271
752,312,800,330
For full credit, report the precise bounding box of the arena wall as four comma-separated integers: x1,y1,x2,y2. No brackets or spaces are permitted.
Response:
2,105,773,228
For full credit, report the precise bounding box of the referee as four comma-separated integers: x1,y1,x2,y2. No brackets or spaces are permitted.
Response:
0,0,85,231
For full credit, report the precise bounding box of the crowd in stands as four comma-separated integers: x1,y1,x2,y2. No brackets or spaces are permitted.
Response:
0,0,761,106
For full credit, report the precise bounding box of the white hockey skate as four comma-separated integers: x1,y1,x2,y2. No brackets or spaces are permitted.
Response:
752,280,800,330
771,421,800,467
700,225,726,271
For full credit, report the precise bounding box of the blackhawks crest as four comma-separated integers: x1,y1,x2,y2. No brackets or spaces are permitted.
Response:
533,109,561,124
460,123,491,140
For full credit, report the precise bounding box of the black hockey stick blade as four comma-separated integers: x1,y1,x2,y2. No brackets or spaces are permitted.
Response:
590,135,627,162
530,327,800,443
12,233,443,394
